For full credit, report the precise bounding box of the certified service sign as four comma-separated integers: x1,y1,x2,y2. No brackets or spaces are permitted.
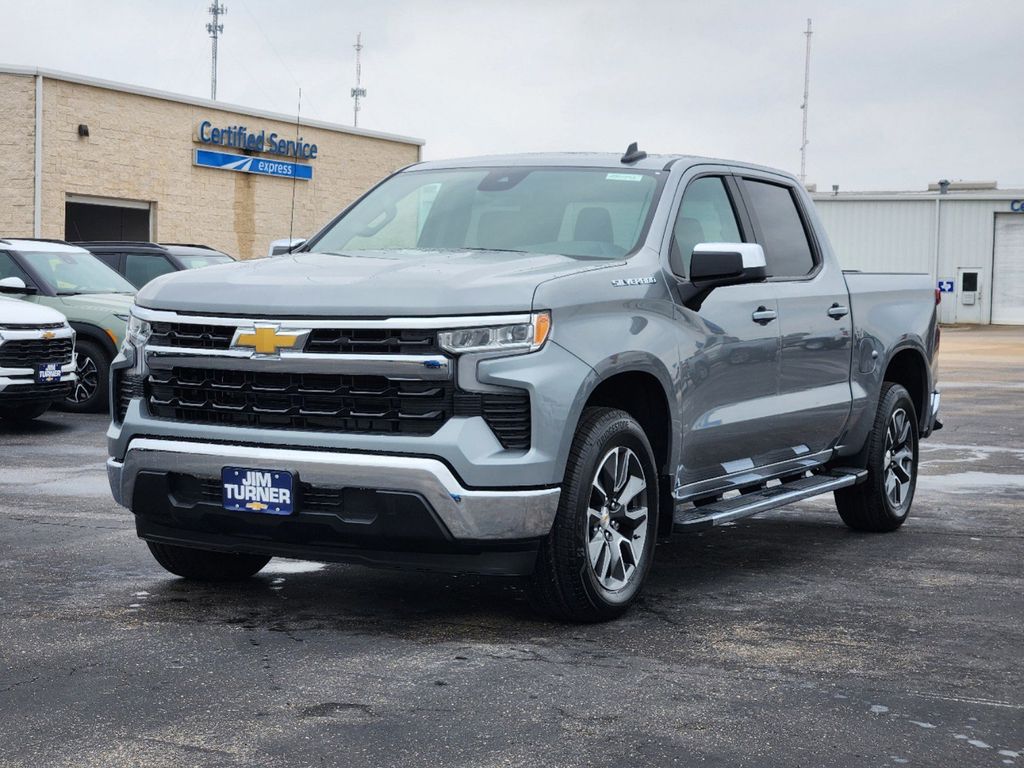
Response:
194,149,313,180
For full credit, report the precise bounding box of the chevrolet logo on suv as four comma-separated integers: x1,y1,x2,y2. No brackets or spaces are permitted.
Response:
230,325,310,357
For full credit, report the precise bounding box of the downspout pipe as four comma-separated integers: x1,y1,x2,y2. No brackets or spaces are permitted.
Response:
33,74,42,238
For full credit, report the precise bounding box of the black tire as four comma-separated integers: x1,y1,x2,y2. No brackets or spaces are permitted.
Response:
835,382,919,532
147,541,271,581
530,407,659,622
0,402,51,422
63,339,109,414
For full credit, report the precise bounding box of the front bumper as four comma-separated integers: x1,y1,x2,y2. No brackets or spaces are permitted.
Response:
108,437,560,542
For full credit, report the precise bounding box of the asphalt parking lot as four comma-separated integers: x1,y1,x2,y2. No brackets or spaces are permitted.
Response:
1,326,1021,768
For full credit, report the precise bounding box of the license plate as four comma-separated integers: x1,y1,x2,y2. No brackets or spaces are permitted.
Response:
36,362,61,384
221,467,295,515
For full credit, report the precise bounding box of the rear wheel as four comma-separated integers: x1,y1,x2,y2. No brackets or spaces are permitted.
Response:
530,407,658,622
147,542,271,581
835,382,919,532
63,339,109,414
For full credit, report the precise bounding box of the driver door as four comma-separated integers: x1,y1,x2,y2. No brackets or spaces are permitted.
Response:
665,174,782,491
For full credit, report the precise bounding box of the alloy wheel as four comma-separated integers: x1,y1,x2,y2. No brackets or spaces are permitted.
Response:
884,407,915,508
587,446,649,592
69,354,99,404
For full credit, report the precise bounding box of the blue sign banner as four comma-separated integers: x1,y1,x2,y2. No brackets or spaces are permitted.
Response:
938,279,954,293
194,149,313,180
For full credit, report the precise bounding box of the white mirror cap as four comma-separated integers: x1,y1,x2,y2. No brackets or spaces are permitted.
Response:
692,242,767,269
0,276,27,289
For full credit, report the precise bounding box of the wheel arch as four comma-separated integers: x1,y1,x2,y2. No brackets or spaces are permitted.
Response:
69,322,118,360
882,344,930,428
574,363,679,539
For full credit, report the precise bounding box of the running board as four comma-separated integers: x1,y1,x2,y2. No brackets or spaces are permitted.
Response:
672,468,868,532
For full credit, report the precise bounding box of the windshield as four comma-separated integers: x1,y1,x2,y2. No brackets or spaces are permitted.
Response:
308,167,662,260
20,250,136,295
178,253,233,269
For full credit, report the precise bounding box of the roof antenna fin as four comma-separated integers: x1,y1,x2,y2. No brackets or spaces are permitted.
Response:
621,142,647,164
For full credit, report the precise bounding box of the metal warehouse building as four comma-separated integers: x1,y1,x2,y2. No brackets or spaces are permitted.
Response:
0,65,423,259
813,182,1024,325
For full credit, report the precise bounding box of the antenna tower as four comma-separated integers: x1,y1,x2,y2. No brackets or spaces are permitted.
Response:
351,33,367,127
799,18,813,185
207,3,227,100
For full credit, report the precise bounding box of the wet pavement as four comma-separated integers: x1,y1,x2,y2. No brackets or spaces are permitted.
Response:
1,326,1021,767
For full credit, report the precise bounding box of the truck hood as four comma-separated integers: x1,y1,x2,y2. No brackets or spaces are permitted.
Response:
136,249,614,316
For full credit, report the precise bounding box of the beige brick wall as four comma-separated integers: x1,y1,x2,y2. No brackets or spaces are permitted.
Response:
32,77,419,258
0,73,37,236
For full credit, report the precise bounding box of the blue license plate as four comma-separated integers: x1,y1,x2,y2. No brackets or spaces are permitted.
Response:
221,467,295,515
37,362,61,384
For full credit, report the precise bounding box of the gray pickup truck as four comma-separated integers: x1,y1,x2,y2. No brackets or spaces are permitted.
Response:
107,147,941,621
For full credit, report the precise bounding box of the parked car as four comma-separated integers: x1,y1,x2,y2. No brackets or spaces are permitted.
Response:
107,149,941,621
0,293,76,422
76,242,235,288
0,239,134,412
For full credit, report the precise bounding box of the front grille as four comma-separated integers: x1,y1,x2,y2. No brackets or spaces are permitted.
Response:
304,328,439,355
0,381,71,402
455,390,532,450
146,321,440,355
114,370,145,422
146,367,453,436
0,338,73,368
148,322,234,350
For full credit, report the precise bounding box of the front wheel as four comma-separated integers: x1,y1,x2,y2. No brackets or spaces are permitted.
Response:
835,382,919,532
147,542,271,581
530,407,659,622
63,339,109,413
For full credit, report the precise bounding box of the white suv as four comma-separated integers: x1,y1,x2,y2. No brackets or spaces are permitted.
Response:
0,292,76,422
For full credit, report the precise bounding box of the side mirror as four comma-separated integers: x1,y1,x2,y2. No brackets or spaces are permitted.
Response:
0,276,35,295
267,238,306,257
679,243,767,310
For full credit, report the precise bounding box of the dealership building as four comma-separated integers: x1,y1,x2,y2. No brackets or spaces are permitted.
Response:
0,65,423,259
813,182,1024,325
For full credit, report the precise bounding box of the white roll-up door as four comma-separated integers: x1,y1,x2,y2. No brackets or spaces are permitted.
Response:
992,214,1024,325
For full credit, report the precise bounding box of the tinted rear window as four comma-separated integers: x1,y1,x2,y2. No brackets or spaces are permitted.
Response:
741,179,815,277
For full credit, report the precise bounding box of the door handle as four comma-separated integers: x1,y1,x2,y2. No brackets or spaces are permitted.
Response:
827,303,849,319
752,306,777,324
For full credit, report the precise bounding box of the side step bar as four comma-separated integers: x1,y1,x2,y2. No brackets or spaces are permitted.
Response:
673,468,868,532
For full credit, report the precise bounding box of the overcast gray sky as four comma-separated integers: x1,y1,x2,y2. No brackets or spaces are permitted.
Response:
2,0,1022,190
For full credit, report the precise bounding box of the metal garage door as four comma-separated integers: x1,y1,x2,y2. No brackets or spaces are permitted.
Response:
992,214,1024,325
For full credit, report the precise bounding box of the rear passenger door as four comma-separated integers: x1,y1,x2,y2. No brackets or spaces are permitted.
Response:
737,175,853,459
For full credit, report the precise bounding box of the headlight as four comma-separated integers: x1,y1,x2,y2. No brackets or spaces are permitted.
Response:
438,311,551,355
126,313,151,347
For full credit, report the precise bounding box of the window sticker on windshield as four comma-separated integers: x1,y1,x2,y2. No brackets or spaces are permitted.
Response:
606,173,644,182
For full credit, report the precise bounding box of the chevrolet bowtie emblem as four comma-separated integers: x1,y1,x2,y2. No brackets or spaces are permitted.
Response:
231,325,310,356
41,331,56,340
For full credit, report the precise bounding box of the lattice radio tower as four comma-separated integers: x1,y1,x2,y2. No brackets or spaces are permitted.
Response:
351,33,367,127
207,3,227,100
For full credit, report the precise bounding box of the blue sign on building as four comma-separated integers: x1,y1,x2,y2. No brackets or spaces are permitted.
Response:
194,149,313,180
937,279,954,293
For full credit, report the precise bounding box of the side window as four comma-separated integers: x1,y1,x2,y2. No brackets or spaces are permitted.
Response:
124,253,176,287
669,177,742,278
0,252,34,284
93,252,120,270
740,179,815,277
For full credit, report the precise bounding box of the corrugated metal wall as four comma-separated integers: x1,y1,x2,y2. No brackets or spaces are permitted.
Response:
812,196,1012,324
814,199,936,275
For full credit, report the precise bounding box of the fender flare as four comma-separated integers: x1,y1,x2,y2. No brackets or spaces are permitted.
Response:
69,322,117,360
